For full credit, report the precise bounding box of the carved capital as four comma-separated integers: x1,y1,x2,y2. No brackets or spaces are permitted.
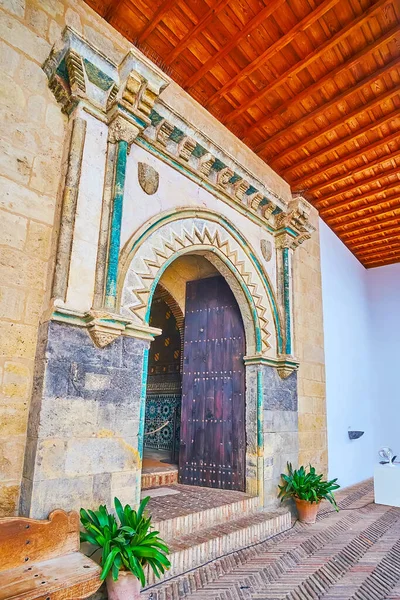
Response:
108,113,141,146
275,196,316,248
275,231,295,250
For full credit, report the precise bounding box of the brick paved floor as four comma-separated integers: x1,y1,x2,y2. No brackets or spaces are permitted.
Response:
147,484,254,522
144,480,400,600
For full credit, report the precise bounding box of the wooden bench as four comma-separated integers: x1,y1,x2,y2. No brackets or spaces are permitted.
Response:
0,510,102,600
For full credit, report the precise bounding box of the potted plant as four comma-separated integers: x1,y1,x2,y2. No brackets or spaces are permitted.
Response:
278,463,340,523
80,496,170,600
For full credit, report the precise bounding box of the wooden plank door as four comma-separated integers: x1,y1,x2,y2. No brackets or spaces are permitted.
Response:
179,275,246,491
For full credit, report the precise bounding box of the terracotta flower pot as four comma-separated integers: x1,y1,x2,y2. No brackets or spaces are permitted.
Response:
295,498,320,524
106,571,141,600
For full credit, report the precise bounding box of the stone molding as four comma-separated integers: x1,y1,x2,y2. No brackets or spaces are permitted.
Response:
244,355,299,379
51,306,161,345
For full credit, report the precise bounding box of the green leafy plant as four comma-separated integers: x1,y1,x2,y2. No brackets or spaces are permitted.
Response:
80,496,170,586
278,463,340,510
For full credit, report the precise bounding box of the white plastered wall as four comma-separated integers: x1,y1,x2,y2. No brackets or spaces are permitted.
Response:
320,219,400,488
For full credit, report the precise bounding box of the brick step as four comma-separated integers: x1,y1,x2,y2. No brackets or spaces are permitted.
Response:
152,493,261,541
146,507,291,587
142,469,178,489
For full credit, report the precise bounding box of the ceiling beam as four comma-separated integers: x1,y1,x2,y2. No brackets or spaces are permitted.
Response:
136,0,177,44
280,108,400,178
290,130,400,188
270,84,400,167
319,180,400,216
337,214,400,236
314,167,400,206
304,149,400,195
165,0,230,64
204,0,340,107
183,0,286,89
327,198,400,223
225,2,396,126
255,57,399,157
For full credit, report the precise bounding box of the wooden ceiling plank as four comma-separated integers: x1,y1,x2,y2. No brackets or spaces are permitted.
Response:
350,230,400,249
183,0,286,90
338,214,400,236
314,166,400,206
355,240,400,256
304,148,400,194
327,198,400,223
270,82,400,167
279,106,400,177
165,0,230,64
204,0,341,108
290,130,400,188
331,208,400,231
364,254,400,268
104,0,124,20
341,223,400,243
137,0,177,44
319,179,400,215
226,1,398,126
255,56,400,156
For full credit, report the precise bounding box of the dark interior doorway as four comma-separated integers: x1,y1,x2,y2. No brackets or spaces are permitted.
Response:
143,290,182,473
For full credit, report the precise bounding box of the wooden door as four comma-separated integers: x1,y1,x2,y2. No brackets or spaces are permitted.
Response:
179,275,246,491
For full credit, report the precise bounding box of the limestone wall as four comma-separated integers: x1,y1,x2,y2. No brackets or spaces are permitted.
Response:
0,0,131,516
293,208,328,475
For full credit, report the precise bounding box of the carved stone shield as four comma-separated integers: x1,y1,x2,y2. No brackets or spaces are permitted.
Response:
138,162,159,195
260,239,272,262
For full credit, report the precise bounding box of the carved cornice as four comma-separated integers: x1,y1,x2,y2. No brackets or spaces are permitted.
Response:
43,27,169,129
44,29,316,238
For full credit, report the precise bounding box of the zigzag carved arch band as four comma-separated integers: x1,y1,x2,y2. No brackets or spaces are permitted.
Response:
118,210,283,356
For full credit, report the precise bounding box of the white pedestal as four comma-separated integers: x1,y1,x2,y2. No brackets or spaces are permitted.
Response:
374,464,400,507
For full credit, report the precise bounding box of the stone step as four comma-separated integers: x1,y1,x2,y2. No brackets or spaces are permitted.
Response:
145,507,291,587
142,469,178,489
152,492,261,541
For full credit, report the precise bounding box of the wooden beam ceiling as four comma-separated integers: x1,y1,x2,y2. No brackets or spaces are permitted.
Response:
83,0,400,268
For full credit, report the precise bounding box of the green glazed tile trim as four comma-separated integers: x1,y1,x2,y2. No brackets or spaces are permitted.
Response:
105,139,128,308
83,58,114,90
283,246,291,355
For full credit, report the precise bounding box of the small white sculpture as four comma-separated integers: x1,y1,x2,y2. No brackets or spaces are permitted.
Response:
379,447,397,467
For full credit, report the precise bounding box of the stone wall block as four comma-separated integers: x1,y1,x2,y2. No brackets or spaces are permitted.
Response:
263,365,297,411
263,410,298,433
64,437,140,477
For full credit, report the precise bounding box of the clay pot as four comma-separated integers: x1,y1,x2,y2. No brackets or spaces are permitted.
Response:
106,571,141,600
295,498,320,524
